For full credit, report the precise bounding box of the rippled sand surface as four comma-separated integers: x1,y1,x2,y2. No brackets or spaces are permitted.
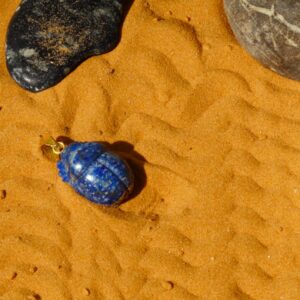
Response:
1,0,300,299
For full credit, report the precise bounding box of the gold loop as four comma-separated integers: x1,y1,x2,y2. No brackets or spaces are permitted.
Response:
44,137,65,156
52,141,65,155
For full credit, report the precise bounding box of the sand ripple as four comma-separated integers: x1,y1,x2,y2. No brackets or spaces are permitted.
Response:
1,0,300,299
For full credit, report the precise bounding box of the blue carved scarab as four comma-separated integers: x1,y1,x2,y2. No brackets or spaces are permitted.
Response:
56,141,134,205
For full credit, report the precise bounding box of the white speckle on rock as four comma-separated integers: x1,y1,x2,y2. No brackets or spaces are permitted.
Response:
12,68,23,77
240,0,300,34
35,60,49,72
64,67,70,74
113,0,122,11
19,48,37,58
65,36,74,45
93,8,114,20
33,86,41,92
22,73,35,85
6,48,17,61
93,8,106,17
286,37,298,47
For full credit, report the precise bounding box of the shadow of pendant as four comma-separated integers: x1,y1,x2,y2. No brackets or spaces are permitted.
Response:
6,0,124,92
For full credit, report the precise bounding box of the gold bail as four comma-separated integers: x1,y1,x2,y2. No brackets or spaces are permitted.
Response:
42,136,65,161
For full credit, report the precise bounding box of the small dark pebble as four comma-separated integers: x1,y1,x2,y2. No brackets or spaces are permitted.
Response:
30,294,42,300
64,126,70,134
83,288,91,296
1,190,7,199
161,281,174,290
147,213,159,222
29,266,38,273
6,0,124,92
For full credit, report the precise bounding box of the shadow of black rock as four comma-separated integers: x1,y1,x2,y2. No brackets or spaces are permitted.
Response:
122,0,135,19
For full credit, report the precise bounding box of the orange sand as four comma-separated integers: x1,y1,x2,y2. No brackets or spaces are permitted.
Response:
1,0,300,299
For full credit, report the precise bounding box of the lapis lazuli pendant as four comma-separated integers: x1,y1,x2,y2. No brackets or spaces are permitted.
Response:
44,138,134,206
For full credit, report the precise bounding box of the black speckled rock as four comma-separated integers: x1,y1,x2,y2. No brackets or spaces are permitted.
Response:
224,0,300,81
6,0,123,92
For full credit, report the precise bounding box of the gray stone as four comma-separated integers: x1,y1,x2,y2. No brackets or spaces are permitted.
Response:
6,0,123,92
224,0,300,80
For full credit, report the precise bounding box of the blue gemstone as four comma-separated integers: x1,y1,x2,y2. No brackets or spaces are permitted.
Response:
57,142,134,205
